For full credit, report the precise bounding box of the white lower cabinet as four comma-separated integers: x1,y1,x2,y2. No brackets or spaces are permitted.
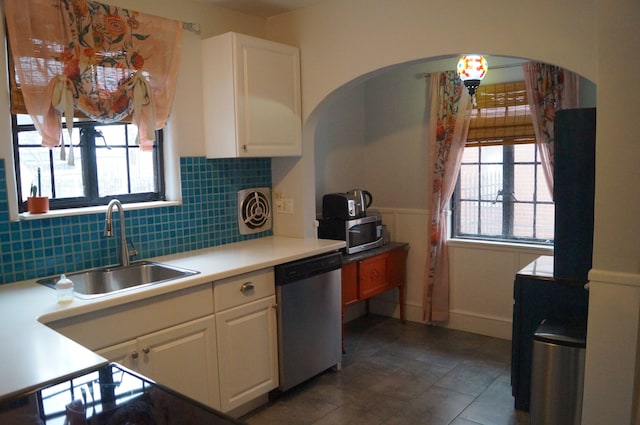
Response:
216,295,278,412
50,271,279,416
213,267,279,413
96,315,221,410
96,339,138,370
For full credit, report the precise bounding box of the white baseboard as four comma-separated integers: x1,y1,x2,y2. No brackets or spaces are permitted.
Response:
443,310,512,340
368,298,425,323
348,300,512,340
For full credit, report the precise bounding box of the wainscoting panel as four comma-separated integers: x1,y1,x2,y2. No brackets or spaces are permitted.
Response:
347,206,553,340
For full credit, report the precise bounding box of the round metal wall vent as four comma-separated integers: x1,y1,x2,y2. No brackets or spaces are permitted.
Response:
237,188,272,235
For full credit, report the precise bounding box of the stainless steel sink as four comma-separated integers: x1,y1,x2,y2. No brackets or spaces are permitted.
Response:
37,261,199,299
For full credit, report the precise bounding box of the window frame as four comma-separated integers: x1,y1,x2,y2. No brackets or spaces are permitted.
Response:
12,115,166,213
452,141,554,246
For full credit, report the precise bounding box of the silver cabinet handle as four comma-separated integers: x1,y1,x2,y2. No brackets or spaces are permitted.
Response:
131,351,139,359
240,282,255,293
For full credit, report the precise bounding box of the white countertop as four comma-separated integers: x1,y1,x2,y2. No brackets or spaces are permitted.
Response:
516,254,554,279
0,236,344,401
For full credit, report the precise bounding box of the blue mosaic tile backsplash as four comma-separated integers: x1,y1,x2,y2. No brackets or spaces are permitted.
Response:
0,157,272,284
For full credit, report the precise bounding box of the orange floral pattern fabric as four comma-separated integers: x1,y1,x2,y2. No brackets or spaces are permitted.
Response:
5,0,183,149
522,62,579,195
423,71,471,323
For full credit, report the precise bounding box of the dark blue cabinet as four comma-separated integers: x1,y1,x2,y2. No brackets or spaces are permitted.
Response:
511,256,589,410
553,107,596,283
511,107,595,410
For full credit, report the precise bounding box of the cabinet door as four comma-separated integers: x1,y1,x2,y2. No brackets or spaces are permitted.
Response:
216,296,278,412
235,34,301,157
96,339,138,371
202,32,301,158
358,254,389,299
137,316,220,410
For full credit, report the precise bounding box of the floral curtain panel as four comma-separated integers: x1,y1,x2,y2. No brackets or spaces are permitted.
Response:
4,0,183,154
522,62,579,195
423,71,471,323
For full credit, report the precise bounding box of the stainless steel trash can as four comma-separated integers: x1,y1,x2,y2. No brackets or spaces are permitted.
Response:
530,318,587,425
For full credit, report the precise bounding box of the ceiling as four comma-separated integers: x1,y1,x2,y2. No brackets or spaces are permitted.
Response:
200,0,322,17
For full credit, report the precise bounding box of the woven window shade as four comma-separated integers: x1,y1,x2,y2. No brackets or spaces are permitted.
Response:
466,81,535,147
7,46,94,120
8,49,27,116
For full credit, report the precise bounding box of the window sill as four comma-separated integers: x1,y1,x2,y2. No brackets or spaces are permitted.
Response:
447,237,553,256
18,200,181,221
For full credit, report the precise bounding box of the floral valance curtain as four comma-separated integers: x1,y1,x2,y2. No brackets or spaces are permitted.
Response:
522,62,579,195
4,0,183,153
423,71,471,323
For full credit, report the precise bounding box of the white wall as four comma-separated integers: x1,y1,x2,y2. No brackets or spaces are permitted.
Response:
447,241,552,339
362,63,430,210
313,84,366,209
265,0,639,423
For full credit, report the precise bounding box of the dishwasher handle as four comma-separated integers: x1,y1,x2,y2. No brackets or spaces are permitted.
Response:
275,251,342,285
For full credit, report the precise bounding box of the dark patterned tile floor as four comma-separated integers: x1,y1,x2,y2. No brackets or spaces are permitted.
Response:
242,315,530,425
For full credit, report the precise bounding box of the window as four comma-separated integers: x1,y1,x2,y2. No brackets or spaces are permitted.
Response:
451,82,554,245
5,0,181,214
13,114,165,212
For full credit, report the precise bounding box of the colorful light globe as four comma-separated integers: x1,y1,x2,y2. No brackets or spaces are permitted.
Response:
456,55,488,82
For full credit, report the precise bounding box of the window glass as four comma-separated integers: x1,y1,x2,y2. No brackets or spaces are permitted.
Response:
96,146,130,197
480,163,502,201
480,201,502,236
535,204,555,240
18,146,51,199
513,203,535,238
458,200,478,234
514,164,535,202
453,142,553,245
129,149,156,193
13,115,164,212
536,164,553,202
54,158,84,199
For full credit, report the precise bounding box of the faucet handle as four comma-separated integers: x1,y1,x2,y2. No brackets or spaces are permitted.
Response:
127,239,138,258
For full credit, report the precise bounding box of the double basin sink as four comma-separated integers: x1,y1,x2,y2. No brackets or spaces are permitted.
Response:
37,261,199,299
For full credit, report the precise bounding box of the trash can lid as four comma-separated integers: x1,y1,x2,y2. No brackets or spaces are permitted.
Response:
534,317,587,348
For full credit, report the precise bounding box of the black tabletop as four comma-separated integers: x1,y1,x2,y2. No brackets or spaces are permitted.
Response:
341,241,409,264
0,363,244,425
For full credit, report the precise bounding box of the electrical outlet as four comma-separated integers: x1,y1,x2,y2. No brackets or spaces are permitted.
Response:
283,198,294,214
276,198,294,214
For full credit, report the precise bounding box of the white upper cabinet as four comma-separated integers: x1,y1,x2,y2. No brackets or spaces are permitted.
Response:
202,32,302,158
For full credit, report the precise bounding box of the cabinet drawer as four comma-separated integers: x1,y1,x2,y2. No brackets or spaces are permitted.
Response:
214,268,275,312
48,284,214,351
358,255,389,299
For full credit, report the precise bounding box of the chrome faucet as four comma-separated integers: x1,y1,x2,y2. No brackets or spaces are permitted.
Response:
105,199,136,267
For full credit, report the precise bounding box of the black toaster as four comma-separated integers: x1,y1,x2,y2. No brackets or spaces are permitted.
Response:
322,193,358,219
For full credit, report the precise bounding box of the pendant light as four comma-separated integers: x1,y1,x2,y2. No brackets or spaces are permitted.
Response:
456,54,488,104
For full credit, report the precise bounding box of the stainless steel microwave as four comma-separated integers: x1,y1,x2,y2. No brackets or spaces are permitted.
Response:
317,215,383,254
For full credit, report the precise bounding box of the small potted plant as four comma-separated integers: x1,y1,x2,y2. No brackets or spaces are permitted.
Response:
27,167,49,214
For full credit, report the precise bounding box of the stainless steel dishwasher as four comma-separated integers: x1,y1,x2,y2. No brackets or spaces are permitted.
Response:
275,251,342,391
